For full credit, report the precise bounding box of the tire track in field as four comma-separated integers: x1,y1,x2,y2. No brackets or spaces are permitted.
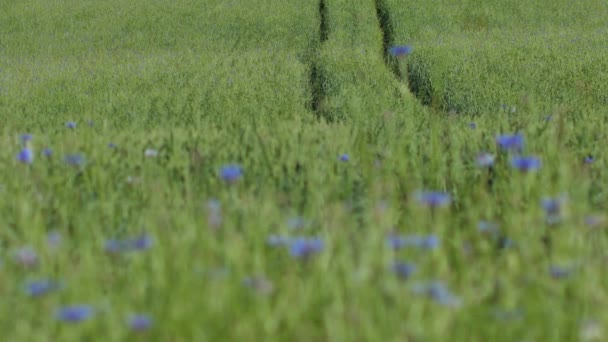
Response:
309,0,328,118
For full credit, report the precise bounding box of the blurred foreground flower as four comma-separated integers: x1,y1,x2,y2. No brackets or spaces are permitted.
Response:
339,153,349,162
64,154,86,167
476,153,495,167
17,148,34,164
13,247,38,268
220,164,243,184
412,281,462,307
415,191,451,209
289,237,324,259
511,156,541,172
56,305,94,323
391,262,416,280
128,314,153,331
25,279,62,297
389,45,413,57
496,133,523,153
386,234,440,250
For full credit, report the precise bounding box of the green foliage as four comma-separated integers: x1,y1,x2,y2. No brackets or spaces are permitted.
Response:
1,0,608,341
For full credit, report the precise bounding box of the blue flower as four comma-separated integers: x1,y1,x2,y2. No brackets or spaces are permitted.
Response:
13,247,38,268
266,235,291,247
386,234,440,250
64,154,86,167
541,197,566,224
104,234,153,254
584,155,595,164
289,237,324,259
56,305,94,322
511,156,541,172
339,154,349,162
220,164,243,184
469,122,477,129
24,280,61,297
415,191,451,208
65,121,77,129
108,143,118,149
20,134,33,143
389,45,413,57
42,148,53,157
17,147,34,164
128,314,153,331
549,265,573,279
476,153,495,167
496,133,524,152
391,262,416,279
412,281,461,307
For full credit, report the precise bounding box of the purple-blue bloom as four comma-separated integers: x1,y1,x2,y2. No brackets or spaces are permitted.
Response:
496,133,524,152
386,234,440,250
584,155,595,164
289,237,324,259
476,153,495,167
64,154,86,167
56,305,94,322
42,148,53,157
220,164,243,184
511,156,541,172
391,262,416,279
339,154,350,162
17,147,34,164
104,234,153,254
65,121,77,129
128,314,153,331
389,45,413,57
469,122,477,129
549,265,573,279
20,134,33,142
267,235,291,247
415,191,451,208
24,280,61,297
412,281,462,307
13,247,38,268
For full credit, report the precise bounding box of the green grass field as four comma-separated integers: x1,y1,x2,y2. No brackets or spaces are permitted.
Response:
1,0,608,340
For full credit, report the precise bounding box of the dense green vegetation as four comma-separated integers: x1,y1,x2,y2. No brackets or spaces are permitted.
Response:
1,0,607,340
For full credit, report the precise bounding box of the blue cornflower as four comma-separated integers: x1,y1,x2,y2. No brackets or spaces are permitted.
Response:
42,148,53,157
128,314,153,331
511,156,541,172
64,154,86,167
584,155,595,164
469,122,477,129
104,234,153,254
24,280,61,297
415,191,451,208
65,121,77,129
549,265,573,279
412,281,462,307
20,134,33,143
220,164,243,184
386,234,440,250
339,154,349,162
56,305,94,322
108,143,118,149
391,262,416,279
389,45,413,57
13,247,38,268
47,231,62,248
476,153,495,167
496,133,524,152
17,147,34,164
477,221,500,236
541,196,567,224
267,235,291,247
289,237,324,259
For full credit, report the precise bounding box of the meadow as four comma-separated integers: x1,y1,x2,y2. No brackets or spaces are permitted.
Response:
1,0,607,340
